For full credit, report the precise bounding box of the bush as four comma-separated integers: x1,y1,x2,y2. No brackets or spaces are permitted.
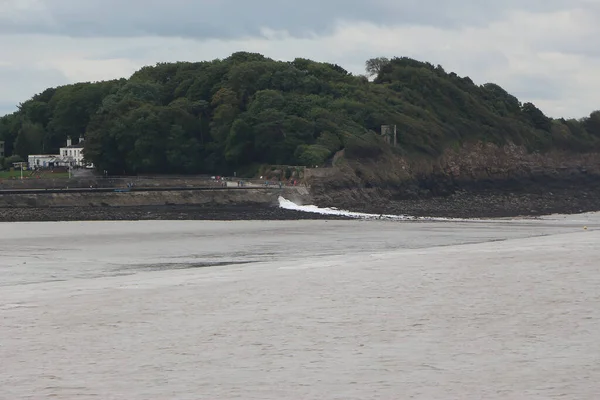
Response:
295,144,331,166
3,155,23,170
344,133,387,160
316,131,343,152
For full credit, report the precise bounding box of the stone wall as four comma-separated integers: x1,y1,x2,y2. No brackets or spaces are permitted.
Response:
0,187,312,208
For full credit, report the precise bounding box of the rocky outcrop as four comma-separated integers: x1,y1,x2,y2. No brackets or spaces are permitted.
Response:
438,142,599,181
308,142,600,217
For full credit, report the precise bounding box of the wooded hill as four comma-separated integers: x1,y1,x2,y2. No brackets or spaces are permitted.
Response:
1,52,598,175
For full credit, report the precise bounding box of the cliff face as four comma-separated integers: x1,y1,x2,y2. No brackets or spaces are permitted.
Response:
309,143,600,217
438,142,599,182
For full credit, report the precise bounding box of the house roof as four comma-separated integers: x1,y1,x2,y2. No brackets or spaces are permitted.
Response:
62,143,84,149
29,156,61,162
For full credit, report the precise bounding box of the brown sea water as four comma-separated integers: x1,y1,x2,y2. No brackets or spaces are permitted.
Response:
1,214,600,399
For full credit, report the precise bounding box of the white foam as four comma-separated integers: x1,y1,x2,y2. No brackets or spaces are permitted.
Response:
277,196,506,222
278,196,418,220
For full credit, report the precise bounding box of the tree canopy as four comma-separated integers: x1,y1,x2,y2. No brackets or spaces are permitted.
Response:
1,52,598,175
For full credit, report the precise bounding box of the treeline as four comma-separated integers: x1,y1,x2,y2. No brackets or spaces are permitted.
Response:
1,52,599,175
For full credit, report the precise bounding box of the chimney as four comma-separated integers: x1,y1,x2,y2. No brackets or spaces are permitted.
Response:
79,136,84,144
66,137,72,147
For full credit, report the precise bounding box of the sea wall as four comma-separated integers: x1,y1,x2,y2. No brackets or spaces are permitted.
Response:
0,175,220,190
0,187,312,208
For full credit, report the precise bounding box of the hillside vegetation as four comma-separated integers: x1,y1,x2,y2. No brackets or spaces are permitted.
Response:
1,52,599,175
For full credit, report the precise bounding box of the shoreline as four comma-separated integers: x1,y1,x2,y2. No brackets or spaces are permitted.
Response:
2,178,600,221
0,205,352,222
313,184,600,219
0,186,599,222
348,192,600,219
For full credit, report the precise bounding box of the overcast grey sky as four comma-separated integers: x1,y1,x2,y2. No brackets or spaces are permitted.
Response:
1,0,599,118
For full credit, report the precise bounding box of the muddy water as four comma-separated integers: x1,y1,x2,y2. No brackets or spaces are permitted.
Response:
1,216,600,399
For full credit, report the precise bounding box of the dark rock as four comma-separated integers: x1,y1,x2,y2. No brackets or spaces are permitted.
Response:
0,205,352,222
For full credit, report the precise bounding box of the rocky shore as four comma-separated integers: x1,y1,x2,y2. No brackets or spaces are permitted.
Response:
348,188,600,219
313,177,600,219
1,183,599,222
2,166,600,222
0,204,351,222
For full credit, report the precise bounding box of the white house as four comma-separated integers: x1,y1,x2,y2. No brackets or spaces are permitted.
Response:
26,136,93,170
59,136,87,167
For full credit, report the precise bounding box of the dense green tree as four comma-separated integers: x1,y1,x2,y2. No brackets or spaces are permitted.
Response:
521,102,552,132
14,121,45,157
583,111,600,136
2,155,24,170
0,52,598,175
365,57,390,77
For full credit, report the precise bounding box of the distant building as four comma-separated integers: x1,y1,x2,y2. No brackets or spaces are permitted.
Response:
59,136,88,167
27,136,93,169
27,137,93,169
28,155,62,169
0,141,4,158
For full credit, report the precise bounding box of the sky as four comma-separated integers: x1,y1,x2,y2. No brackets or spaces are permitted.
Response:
1,0,599,119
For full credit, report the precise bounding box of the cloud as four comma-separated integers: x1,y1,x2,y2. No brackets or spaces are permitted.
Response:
0,63,70,114
0,0,589,38
0,0,599,119
0,103,16,118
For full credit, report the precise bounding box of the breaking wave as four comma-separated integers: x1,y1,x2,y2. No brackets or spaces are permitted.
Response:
278,196,416,220
276,197,484,221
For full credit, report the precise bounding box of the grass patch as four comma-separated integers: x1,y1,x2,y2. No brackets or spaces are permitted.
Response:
0,170,70,179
